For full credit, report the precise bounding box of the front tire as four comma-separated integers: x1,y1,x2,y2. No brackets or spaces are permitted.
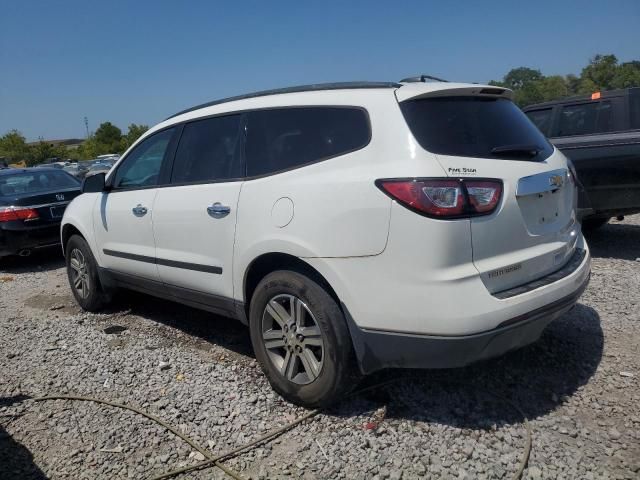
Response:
65,235,112,312
249,270,356,408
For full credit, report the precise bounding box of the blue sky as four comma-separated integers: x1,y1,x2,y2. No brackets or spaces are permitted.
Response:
1,0,638,141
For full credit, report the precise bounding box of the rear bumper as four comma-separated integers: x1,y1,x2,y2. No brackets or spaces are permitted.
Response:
0,224,61,257
345,269,590,374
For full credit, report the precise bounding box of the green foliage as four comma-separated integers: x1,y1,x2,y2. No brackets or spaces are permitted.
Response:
612,61,640,89
93,121,123,154
0,121,145,167
0,130,29,163
26,141,68,167
491,53,640,107
121,124,149,151
503,67,544,90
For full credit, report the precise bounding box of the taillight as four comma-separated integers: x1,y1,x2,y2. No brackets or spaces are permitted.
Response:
0,206,40,222
376,178,502,218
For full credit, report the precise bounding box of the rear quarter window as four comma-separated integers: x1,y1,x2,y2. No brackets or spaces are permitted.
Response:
557,101,613,137
630,89,640,129
525,108,553,136
400,96,553,161
245,107,370,177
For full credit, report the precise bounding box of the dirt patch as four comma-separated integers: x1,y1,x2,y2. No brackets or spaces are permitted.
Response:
24,293,79,315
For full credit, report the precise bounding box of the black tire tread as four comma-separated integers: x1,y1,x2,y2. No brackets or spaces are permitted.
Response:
65,235,112,312
249,270,357,408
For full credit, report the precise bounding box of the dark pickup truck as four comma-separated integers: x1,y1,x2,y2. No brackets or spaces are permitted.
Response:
523,87,640,230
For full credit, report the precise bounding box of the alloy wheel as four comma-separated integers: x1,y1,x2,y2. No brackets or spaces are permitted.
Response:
69,248,90,299
261,294,325,385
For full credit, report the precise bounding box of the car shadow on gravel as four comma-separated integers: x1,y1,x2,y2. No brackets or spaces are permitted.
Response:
0,395,47,480
110,289,602,433
585,222,640,261
330,303,603,431
0,247,64,274
105,290,254,358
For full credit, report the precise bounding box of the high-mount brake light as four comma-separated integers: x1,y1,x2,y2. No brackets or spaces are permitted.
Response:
376,178,502,218
0,206,40,222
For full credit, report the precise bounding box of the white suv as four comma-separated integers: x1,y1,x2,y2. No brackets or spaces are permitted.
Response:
62,80,591,407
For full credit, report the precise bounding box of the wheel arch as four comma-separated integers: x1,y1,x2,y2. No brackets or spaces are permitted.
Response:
61,223,84,256
243,252,341,313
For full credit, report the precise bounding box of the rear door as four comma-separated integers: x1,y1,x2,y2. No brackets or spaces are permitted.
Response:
399,93,579,294
94,127,177,281
152,114,244,312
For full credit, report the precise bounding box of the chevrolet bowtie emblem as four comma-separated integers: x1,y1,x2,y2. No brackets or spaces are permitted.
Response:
549,175,564,188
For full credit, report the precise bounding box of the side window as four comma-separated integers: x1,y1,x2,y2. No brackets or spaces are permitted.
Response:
113,128,175,189
171,114,242,183
557,101,613,137
630,90,640,129
525,108,553,136
245,107,370,177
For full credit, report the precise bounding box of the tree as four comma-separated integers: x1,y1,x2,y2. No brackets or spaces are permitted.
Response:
0,130,29,163
564,74,580,96
538,76,569,102
121,123,149,151
502,67,544,91
489,53,640,108
579,54,619,93
611,61,640,89
93,122,123,153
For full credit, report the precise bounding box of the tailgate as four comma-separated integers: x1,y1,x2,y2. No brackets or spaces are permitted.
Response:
462,152,579,293
397,87,580,293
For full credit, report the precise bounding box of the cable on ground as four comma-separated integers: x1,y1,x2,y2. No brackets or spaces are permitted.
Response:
31,377,532,480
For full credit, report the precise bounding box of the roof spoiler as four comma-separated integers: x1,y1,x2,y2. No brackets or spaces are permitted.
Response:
395,83,514,103
400,74,448,83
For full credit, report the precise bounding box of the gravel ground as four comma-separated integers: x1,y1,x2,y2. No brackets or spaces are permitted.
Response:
1,215,639,480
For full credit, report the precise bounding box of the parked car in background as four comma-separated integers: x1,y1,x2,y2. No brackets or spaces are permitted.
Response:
62,80,590,406
85,159,116,178
0,168,81,258
35,162,64,169
524,87,640,230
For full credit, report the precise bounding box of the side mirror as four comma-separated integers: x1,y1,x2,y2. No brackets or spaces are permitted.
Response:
81,172,106,193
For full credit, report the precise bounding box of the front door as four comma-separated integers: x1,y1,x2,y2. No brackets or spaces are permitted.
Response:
152,114,244,310
94,127,177,281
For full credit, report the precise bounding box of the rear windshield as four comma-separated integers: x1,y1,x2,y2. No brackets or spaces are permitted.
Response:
0,170,79,196
400,96,553,161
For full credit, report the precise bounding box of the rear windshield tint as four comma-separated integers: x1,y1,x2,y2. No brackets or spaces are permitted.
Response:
400,96,553,161
0,171,79,196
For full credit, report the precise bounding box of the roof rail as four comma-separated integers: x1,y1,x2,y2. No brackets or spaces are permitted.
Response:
400,74,448,83
167,81,402,119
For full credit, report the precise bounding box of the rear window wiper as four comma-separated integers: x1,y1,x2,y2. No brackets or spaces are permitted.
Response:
490,144,541,157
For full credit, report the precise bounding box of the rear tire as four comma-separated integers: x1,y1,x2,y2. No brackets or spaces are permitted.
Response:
582,217,610,232
65,235,112,312
249,270,356,408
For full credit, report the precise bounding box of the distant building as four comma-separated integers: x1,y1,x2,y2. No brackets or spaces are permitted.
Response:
27,138,85,150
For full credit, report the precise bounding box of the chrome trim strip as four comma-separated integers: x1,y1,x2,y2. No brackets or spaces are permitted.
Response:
516,168,568,197
3,200,71,209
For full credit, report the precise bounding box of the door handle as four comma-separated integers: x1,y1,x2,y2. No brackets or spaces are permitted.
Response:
132,204,148,217
207,202,231,218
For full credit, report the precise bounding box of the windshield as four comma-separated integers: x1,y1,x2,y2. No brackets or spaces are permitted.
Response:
0,171,80,196
400,96,553,161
